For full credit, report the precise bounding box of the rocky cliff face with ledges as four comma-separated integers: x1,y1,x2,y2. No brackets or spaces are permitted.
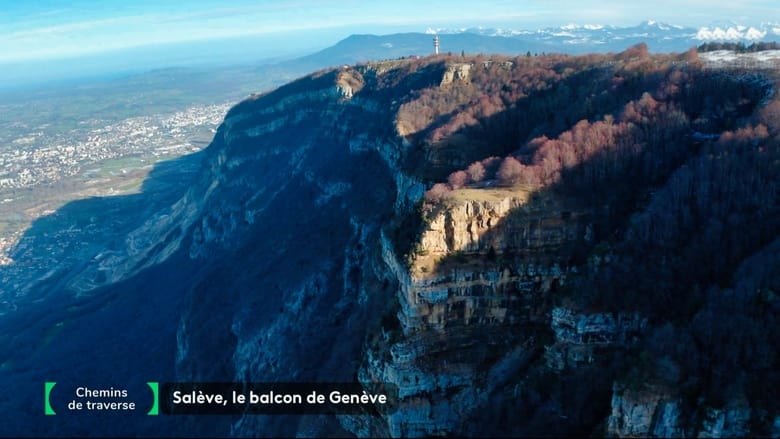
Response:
606,383,766,438
345,188,593,436
2,52,777,438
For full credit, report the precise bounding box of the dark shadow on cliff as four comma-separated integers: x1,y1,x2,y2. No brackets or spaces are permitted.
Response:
0,62,414,437
0,59,448,438
0,150,208,437
1,150,204,299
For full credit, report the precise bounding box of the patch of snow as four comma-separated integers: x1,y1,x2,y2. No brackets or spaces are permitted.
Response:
492,28,529,37
420,21,772,47
699,50,780,67
725,27,742,39
754,50,780,61
696,27,739,41
745,27,767,40
696,25,770,41
699,50,737,62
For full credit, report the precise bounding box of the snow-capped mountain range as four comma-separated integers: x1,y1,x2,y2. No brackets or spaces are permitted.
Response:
292,20,780,68
423,20,780,53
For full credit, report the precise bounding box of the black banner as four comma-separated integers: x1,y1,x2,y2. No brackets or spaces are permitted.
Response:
160,382,399,415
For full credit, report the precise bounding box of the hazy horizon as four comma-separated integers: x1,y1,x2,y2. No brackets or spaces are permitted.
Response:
2,1,779,87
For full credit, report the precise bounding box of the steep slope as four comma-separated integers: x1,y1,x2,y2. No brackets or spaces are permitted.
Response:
1,60,434,437
1,49,778,438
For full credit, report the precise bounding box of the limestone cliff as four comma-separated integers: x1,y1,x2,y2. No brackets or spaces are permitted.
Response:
607,383,687,437
545,307,646,370
2,52,777,438
345,186,592,436
606,383,764,438
440,63,472,86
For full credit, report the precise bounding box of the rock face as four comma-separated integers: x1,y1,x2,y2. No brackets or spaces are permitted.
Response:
0,61,426,438
607,383,687,437
347,190,591,436
169,66,418,437
545,307,645,370
403,195,585,333
440,63,472,86
697,401,752,438
607,384,756,438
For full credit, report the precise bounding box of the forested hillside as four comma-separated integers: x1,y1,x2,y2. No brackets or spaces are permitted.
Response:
390,44,779,435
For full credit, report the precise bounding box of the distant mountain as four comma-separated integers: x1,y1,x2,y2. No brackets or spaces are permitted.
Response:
279,32,550,72
694,23,780,41
274,21,780,73
6,20,779,89
421,20,780,53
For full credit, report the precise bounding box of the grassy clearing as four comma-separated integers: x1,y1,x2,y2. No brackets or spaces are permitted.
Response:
91,156,147,178
443,184,536,206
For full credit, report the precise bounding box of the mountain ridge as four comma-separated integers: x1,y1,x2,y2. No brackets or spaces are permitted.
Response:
417,20,780,53
280,21,780,74
0,48,778,437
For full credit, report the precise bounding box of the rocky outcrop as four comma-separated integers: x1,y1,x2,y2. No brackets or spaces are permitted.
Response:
350,191,591,436
545,307,646,370
335,67,365,99
418,195,578,255
607,383,759,438
607,383,687,437
697,400,752,438
404,193,586,336
440,63,472,86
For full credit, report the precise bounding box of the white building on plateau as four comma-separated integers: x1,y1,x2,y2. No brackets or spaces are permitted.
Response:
433,35,439,55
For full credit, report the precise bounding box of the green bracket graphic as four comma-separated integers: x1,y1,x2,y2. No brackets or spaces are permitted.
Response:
44,382,56,415
147,382,159,416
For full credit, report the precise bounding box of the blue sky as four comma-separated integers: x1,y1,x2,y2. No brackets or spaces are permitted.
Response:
1,0,777,65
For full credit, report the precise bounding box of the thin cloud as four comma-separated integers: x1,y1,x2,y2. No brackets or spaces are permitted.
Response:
6,17,134,39
0,1,775,63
